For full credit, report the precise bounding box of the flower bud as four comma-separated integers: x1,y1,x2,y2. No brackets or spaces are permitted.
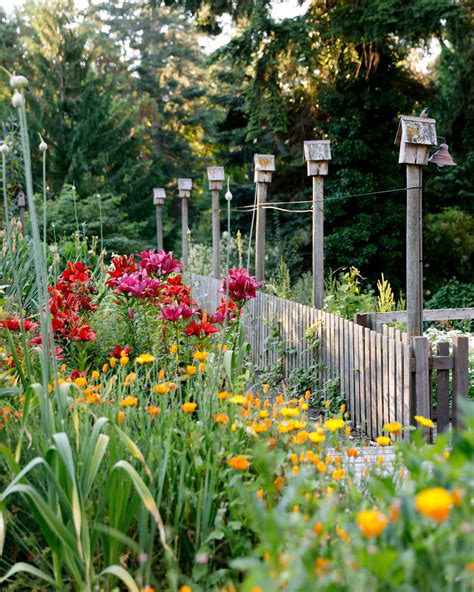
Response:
0,143,10,155
225,189,233,201
12,91,25,108
39,140,48,152
9,75,28,89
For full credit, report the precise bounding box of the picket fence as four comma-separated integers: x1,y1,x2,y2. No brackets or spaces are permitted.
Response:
189,273,413,439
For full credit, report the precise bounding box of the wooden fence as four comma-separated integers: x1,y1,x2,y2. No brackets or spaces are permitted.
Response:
188,273,470,440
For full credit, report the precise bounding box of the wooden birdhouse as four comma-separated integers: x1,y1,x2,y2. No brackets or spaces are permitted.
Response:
395,116,437,165
178,178,192,199
153,188,166,206
303,140,331,176
16,190,26,207
207,166,225,191
253,154,275,183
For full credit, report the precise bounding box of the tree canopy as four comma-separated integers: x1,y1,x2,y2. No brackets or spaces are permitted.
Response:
1,0,472,293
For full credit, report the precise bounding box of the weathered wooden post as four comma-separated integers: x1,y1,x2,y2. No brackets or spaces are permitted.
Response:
253,154,275,283
207,166,225,278
178,178,192,268
395,115,437,338
153,188,166,251
304,140,331,309
17,190,26,237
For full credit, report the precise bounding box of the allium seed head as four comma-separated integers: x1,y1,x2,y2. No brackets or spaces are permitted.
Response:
12,91,25,108
39,140,48,152
9,75,28,89
0,143,10,155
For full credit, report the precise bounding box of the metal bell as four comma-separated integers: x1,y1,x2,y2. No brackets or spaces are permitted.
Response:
428,143,456,167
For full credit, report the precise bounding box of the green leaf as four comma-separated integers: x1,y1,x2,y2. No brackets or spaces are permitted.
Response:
0,562,56,587
99,565,139,592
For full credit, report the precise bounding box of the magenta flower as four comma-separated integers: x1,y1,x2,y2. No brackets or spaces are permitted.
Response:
161,303,194,322
116,270,163,299
139,249,181,276
219,268,263,302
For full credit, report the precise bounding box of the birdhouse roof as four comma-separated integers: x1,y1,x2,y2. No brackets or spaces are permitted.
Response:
153,188,166,199
253,154,275,172
395,116,437,146
178,178,192,191
303,140,331,162
207,166,225,182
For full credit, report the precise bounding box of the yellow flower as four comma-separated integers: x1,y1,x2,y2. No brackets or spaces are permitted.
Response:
340,403,346,414
119,356,129,366
324,400,329,409
333,469,345,481
154,383,169,395
170,344,178,354
308,432,326,444
179,586,192,592
198,362,206,372
229,394,247,405
415,487,453,522
376,436,391,447
117,411,125,424
324,418,345,432
259,409,269,419
414,415,435,429
384,421,403,434
228,455,250,471
218,390,229,400
357,510,387,537
336,526,351,542
192,351,209,362
316,461,327,473
124,372,137,386
147,405,161,417
135,353,155,364
345,426,351,436
119,396,138,407
186,365,196,376
74,376,87,389
109,357,116,368
214,413,229,425
182,402,197,413
305,390,311,400
102,363,109,373
262,384,269,394
91,370,100,381
280,407,300,418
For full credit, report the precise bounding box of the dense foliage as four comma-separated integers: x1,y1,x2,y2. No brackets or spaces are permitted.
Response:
0,0,472,294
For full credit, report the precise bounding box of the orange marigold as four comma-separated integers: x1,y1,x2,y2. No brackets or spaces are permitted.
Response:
228,455,250,471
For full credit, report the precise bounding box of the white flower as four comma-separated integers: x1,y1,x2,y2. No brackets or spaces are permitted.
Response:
12,91,25,108
9,75,28,89
39,140,48,152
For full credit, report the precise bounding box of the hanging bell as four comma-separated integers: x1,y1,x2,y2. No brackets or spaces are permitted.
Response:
428,143,456,167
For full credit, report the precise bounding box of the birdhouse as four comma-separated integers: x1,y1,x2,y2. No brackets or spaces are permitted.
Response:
16,190,26,207
178,178,192,199
395,116,437,165
303,140,331,176
207,166,225,191
253,154,275,183
153,188,166,206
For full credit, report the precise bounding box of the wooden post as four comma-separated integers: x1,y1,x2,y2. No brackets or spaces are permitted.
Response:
207,166,225,278
436,342,450,432
304,140,331,309
395,115,437,337
452,335,469,429
153,188,166,251
253,154,275,283
413,335,432,441
406,165,423,337
17,190,26,237
178,178,192,268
